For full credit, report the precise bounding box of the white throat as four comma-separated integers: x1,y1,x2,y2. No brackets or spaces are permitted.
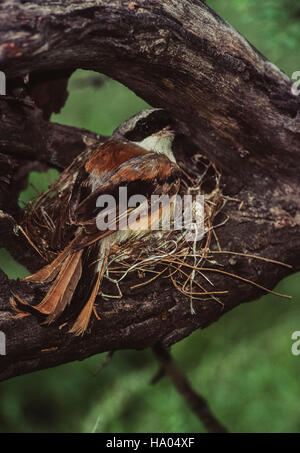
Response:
134,134,176,163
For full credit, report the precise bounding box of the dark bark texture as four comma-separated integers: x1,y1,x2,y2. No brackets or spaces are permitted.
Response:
0,0,299,381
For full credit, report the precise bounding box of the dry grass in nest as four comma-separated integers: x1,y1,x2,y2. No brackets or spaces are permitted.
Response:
19,148,292,314
100,161,292,309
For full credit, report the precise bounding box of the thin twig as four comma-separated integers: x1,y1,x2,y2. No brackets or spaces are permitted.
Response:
149,365,165,385
152,344,228,433
93,351,115,376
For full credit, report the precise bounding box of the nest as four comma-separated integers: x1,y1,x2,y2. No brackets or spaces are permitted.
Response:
99,162,229,309
19,146,291,314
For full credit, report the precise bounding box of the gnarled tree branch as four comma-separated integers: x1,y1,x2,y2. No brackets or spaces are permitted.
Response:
0,0,299,381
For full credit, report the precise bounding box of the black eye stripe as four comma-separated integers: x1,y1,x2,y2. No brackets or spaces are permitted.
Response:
113,109,174,142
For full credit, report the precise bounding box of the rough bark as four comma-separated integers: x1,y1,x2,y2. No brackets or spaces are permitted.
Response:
0,0,299,381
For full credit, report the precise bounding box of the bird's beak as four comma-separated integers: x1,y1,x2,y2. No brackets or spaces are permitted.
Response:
155,126,175,137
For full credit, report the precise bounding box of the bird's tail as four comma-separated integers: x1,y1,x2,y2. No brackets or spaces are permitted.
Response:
11,245,83,324
11,236,110,335
68,236,112,336
68,253,107,336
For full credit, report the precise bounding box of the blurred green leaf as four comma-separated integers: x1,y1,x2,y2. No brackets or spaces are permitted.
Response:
18,169,60,208
52,71,150,136
0,249,29,279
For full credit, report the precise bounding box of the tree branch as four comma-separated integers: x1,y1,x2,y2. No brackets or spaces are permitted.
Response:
152,344,228,433
0,0,299,381
1,0,299,180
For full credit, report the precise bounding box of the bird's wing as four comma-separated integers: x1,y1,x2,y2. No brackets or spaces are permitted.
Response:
69,139,149,222
69,147,181,251
85,139,150,175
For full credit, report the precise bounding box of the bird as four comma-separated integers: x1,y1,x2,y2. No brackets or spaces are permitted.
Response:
12,109,182,335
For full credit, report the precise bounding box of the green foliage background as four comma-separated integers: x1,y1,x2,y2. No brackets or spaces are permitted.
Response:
0,0,300,433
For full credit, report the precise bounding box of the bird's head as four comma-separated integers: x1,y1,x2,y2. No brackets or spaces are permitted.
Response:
112,109,177,162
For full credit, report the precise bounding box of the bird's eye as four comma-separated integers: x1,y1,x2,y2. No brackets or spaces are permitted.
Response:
122,110,174,142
